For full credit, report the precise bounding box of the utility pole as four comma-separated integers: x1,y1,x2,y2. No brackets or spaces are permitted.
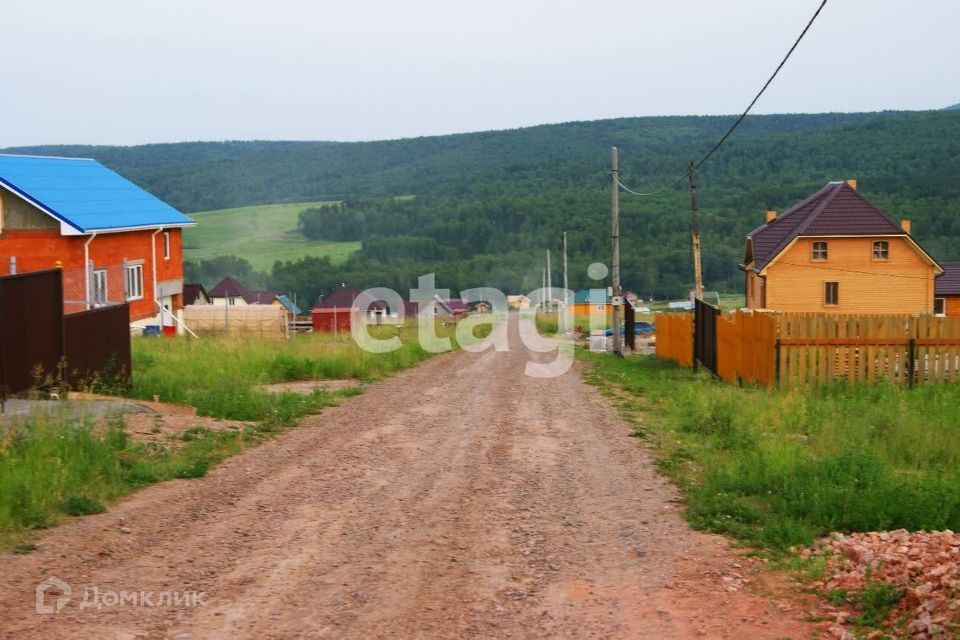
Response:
541,266,546,309
546,249,552,312
689,160,704,301
562,231,569,330
610,146,623,356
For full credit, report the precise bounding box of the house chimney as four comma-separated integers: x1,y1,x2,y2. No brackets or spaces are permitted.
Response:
901,218,911,234
845,179,858,190
765,210,777,224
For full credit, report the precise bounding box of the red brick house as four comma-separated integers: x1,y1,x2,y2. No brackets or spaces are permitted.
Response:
0,154,195,327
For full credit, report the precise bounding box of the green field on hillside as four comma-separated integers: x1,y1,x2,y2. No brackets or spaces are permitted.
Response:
184,202,360,272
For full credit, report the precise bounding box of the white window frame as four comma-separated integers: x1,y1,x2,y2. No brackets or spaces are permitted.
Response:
93,269,108,306
163,231,171,260
872,240,889,260
812,241,828,261
125,263,144,301
935,297,946,317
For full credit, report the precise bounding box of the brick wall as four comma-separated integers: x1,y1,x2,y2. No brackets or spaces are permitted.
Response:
762,236,935,314
0,228,185,321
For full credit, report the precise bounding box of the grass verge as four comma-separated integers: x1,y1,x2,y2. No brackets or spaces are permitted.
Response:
580,350,960,553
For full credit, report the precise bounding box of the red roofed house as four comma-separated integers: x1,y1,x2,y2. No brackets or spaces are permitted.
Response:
742,180,943,314
935,263,960,317
208,276,278,307
311,288,389,332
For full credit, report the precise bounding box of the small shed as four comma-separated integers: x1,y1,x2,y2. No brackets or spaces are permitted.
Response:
312,288,387,332
935,262,960,316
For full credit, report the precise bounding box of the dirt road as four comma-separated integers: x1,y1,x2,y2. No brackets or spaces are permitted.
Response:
0,319,813,639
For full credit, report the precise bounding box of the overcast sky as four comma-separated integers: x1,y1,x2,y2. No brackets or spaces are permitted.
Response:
2,0,957,147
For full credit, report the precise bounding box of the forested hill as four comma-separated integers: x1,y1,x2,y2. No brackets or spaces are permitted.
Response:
5,110,960,300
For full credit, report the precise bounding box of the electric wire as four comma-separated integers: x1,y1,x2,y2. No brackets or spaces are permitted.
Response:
616,0,829,198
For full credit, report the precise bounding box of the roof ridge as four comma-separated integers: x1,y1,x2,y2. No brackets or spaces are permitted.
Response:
791,182,845,238
0,153,95,162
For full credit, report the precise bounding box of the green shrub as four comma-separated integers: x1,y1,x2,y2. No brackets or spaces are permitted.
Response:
60,496,106,516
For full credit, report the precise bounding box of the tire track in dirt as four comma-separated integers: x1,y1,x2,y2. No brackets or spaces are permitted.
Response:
0,318,815,639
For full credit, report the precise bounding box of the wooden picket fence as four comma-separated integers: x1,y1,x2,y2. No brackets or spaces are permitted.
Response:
654,312,693,368
655,309,960,387
776,313,960,386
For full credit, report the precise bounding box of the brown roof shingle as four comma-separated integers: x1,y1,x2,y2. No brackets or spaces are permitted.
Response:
746,182,905,272
936,263,960,296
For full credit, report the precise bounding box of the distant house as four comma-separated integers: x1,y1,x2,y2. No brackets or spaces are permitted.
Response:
935,263,960,316
568,289,612,318
507,294,531,311
276,294,302,317
742,180,942,314
0,154,195,327
208,277,278,307
312,287,388,332
183,283,211,306
436,297,467,317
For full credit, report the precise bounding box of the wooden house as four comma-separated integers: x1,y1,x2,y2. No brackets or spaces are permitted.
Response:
742,180,942,314
0,154,195,328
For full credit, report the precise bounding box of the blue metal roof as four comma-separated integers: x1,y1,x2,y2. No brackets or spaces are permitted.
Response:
0,154,194,233
568,288,611,304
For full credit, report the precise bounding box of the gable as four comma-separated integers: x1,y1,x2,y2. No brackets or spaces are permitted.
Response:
762,235,941,277
0,188,58,230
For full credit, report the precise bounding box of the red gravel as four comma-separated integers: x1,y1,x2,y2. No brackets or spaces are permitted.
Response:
807,529,960,638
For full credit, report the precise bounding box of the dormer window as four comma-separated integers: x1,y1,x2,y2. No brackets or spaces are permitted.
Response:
873,240,889,260
812,241,828,261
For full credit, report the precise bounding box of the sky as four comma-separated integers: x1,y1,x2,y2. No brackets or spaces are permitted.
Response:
2,0,958,147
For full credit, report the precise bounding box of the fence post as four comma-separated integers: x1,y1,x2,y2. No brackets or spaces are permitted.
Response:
908,337,916,387
691,313,697,372
775,338,782,386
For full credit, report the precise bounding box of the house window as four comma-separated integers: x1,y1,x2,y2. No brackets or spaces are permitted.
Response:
824,281,839,306
935,298,946,316
812,241,828,260
873,240,889,260
228,296,236,306
92,269,108,305
163,232,171,260
125,263,144,300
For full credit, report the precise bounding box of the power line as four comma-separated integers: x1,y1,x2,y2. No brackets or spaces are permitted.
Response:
763,259,934,281
616,0,829,198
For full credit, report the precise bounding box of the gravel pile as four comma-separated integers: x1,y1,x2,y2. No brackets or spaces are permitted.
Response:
804,530,960,638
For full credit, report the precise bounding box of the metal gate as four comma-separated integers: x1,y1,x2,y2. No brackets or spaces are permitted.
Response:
694,298,719,375
0,269,64,395
0,269,132,397
64,303,132,387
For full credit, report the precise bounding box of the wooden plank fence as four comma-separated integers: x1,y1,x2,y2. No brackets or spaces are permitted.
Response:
654,313,693,368
655,308,960,387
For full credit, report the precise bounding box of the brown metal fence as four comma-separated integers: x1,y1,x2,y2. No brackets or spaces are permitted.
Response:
0,269,64,396
0,269,131,397
64,304,132,388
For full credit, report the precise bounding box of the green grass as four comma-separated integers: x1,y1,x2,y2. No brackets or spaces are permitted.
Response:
0,320,493,549
184,201,360,271
582,351,960,553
